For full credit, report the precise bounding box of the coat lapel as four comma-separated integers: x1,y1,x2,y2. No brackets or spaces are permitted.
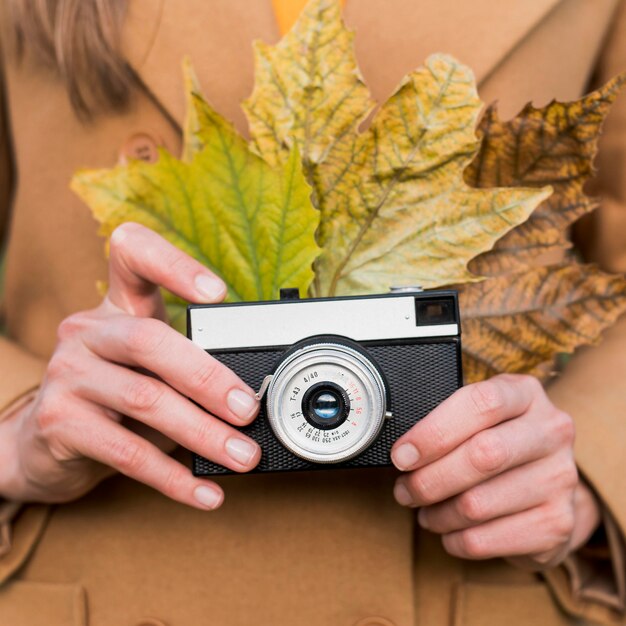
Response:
342,0,565,103
122,0,280,138
122,0,564,138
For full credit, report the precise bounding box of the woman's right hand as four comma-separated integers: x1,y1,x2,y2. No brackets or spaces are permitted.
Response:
0,223,261,510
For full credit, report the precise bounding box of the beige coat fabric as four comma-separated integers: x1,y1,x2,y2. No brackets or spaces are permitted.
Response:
1,1,626,624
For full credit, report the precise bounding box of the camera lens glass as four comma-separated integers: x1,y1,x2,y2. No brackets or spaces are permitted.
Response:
302,382,350,430
313,392,340,419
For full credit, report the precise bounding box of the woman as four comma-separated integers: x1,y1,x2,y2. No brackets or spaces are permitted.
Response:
0,1,625,624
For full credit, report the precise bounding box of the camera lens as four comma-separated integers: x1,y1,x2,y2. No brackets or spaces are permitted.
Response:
265,339,388,464
302,382,350,430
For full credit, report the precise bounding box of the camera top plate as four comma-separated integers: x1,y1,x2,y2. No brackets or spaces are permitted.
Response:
188,290,460,351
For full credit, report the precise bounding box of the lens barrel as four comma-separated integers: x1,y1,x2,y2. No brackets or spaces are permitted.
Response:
265,338,388,464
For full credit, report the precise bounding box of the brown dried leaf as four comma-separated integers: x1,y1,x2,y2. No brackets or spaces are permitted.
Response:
460,264,626,382
465,74,626,276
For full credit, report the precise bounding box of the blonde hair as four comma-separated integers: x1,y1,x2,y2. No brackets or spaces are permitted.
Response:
6,0,137,119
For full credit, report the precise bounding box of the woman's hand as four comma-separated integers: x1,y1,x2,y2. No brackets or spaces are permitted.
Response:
0,223,261,511
391,374,602,569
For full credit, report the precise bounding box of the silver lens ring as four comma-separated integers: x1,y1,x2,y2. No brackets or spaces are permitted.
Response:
266,341,387,464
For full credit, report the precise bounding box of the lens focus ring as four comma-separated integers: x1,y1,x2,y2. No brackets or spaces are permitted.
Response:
265,340,387,464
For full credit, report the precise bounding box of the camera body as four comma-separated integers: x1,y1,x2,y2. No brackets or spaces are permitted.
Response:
188,289,463,476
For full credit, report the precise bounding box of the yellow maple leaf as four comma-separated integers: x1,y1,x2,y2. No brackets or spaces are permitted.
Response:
243,0,550,296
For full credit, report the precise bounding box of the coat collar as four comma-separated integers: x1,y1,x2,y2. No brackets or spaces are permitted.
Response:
121,0,280,139
121,0,564,138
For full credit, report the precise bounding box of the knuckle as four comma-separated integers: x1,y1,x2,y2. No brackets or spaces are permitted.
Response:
108,437,148,475
459,528,487,559
125,318,168,358
34,389,64,432
188,357,222,392
423,418,449,458
555,456,579,490
161,465,183,497
457,490,486,524
469,380,504,420
125,377,165,415
193,417,216,451
161,249,189,278
551,410,576,447
409,472,435,505
551,506,576,542
46,351,74,381
56,313,86,342
467,430,510,475
109,222,142,254
519,374,543,395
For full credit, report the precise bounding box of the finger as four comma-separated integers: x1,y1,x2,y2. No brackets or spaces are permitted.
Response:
418,452,578,533
391,375,545,471
60,402,225,510
393,409,564,507
75,357,261,472
83,315,259,425
441,499,575,561
106,222,226,317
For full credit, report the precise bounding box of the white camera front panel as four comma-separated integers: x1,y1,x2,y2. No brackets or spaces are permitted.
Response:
190,296,458,350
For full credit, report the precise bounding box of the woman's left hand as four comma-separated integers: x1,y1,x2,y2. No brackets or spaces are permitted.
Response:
391,374,601,570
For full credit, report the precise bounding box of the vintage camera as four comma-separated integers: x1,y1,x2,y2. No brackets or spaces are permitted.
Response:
188,288,463,475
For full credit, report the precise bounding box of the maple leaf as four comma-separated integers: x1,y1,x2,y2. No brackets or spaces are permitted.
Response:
71,94,320,328
459,77,626,383
460,265,626,381
465,74,626,275
243,0,550,296
71,0,626,387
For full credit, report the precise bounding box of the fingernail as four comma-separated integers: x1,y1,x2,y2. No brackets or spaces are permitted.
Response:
194,274,226,301
394,482,414,507
227,388,258,421
194,485,223,509
418,508,430,529
226,437,259,466
391,443,420,470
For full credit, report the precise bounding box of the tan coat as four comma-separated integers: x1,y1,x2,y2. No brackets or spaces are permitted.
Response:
1,1,626,624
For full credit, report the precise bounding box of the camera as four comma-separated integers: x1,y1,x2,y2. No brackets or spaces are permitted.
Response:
188,288,463,475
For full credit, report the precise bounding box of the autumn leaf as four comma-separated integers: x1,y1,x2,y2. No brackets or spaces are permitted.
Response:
243,0,373,170
465,74,626,276
71,0,626,386
243,0,550,296
71,94,320,322
460,265,626,381
460,77,626,383
182,57,205,162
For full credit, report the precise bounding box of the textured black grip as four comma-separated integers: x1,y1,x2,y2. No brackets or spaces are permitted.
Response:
193,340,461,475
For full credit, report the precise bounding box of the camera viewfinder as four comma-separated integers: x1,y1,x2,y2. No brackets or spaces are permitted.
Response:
415,296,455,326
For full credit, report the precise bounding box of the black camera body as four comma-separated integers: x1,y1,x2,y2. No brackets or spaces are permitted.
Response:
188,289,463,476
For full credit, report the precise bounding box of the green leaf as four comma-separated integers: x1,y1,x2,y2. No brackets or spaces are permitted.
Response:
71,95,320,309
